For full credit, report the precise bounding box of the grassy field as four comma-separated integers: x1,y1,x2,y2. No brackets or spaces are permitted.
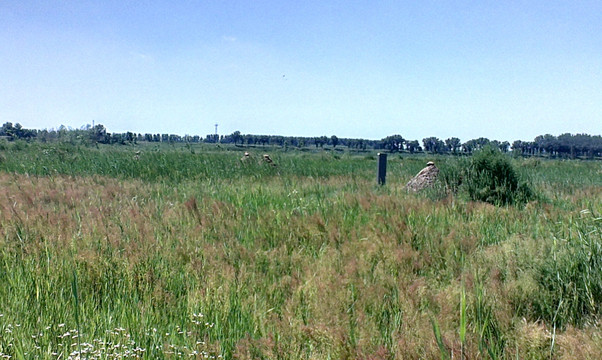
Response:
0,141,600,359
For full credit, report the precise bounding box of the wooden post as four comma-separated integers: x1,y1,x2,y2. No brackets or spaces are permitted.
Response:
377,153,387,185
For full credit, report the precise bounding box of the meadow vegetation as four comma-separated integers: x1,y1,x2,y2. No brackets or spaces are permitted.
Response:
0,140,600,359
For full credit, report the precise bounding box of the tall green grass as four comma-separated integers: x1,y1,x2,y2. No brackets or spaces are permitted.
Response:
0,141,380,183
534,210,602,328
0,142,600,359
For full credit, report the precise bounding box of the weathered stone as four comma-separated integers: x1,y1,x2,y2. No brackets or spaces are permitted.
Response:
263,154,277,166
405,161,439,191
240,152,251,162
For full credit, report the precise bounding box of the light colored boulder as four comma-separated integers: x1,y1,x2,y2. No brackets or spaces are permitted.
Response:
405,161,439,191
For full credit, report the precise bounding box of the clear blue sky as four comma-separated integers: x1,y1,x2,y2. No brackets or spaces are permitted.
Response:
1,1,600,141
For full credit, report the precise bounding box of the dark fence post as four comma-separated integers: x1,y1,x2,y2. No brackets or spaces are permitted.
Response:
377,153,387,185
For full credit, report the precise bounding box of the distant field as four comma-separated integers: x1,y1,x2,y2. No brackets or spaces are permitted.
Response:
0,141,600,359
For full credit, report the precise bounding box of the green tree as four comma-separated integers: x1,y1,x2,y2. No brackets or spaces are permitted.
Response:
445,137,461,153
230,131,243,145
0,122,14,138
405,140,421,153
91,124,108,143
330,135,339,148
423,137,445,153
381,135,405,152
499,141,510,153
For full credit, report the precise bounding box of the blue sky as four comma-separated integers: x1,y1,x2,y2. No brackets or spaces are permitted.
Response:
1,1,600,141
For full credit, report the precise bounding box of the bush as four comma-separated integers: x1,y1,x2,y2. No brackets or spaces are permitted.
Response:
437,147,535,205
463,146,534,206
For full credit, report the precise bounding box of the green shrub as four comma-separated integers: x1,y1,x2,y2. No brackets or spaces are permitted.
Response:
463,146,534,206
436,148,534,206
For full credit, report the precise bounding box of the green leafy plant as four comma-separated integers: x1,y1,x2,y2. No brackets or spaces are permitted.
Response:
439,146,535,206
465,146,534,205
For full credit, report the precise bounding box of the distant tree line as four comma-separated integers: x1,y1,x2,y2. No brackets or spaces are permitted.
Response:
512,133,602,158
0,123,202,145
1,122,601,158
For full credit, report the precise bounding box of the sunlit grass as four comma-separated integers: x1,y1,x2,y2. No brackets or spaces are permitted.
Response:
0,143,600,359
